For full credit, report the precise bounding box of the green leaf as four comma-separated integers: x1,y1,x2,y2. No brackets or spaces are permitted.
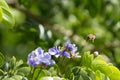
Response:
95,70,110,80
81,51,93,68
69,73,74,80
91,55,120,80
0,7,2,21
17,67,30,76
91,56,107,71
105,66,120,80
0,52,4,67
9,56,16,70
0,0,15,27
15,60,23,69
72,67,81,76
0,69,4,76
72,67,91,80
11,75,23,80
32,68,46,80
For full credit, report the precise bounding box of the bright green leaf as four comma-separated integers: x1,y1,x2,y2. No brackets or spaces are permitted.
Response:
107,66,120,80
0,0,15,27
81,51,93,68
91,56,107,71
91,55,120,80
95,70,110,80
0,7,2,21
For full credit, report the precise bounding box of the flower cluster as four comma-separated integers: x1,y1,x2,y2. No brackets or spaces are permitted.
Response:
27,47,55,67
49,41,78,58
27,41,79,67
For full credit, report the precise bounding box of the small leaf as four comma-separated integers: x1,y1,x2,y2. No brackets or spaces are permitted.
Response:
91,56,107,71
72,67,91,80
0,52,4,67
17,67,30,76
81,51,93,68
72,67,81,75
15,60,23,69
11,75,23,80
69,73,74,80
9,56,16,70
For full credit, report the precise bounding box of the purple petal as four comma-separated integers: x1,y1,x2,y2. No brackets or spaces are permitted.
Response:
35,47,44,56
44,52,51,60
61,50,70,58
49,47,61,58
65,41,77,52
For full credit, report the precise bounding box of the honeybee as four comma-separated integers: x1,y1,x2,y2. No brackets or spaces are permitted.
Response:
87,34,96,42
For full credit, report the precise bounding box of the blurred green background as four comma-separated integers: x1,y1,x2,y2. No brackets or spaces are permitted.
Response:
0,0,120,69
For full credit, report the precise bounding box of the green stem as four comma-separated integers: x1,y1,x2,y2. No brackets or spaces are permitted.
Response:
35,68,42,80
31,67,36,80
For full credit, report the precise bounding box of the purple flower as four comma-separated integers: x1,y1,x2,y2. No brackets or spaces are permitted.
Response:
27,47,55,67
61,50,70,58
49,47,70,58
48,47,61,58
65,41,77,52
49,42,78,58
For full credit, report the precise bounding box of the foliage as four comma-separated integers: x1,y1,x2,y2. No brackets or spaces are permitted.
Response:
0,0,120,80
1,48,120,80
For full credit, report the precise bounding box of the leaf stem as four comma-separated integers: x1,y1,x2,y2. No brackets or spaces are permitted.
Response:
31,67,36,80
35,68,42,80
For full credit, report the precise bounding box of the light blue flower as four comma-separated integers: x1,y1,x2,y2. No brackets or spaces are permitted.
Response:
48,47,61,58
49,42,78,58
65,41,77,52
27,47,55,67
61,50,70,58
49,47,70,58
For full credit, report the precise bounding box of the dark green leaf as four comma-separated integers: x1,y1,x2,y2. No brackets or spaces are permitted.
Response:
0,69,4,76
0,52,4,67
69,73,74,80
